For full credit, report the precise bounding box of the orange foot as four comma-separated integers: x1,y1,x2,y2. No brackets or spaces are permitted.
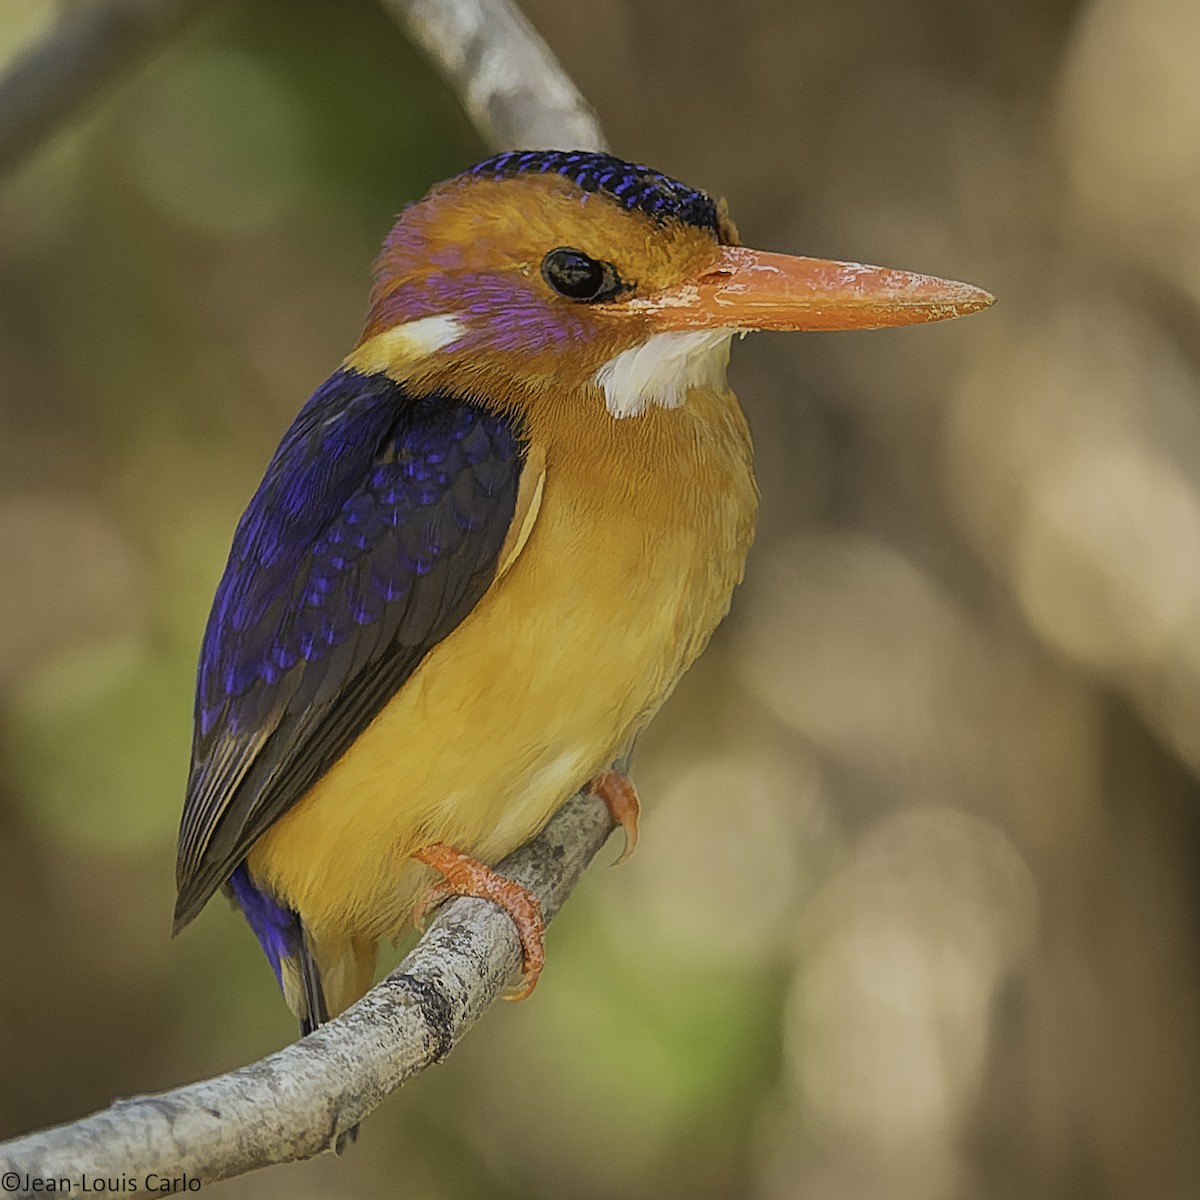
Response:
412,843,545,1001
587,770,641,865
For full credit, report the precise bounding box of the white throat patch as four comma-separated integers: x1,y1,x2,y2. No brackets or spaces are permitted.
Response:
594,329,735,419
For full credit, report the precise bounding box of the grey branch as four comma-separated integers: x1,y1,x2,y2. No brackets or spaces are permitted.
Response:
0,0,208,180
0,0,614,1187
379,0,607,152
0,792,618,1183
0,0,606,182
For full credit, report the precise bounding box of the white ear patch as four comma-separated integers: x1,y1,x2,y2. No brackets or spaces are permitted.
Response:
594,329,735,419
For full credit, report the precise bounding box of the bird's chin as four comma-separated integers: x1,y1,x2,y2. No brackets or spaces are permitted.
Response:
593,328,735,419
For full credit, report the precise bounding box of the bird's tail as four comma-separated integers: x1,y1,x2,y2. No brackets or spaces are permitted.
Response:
225,865,374,1033
280,933,329,1036
294,929,378,1030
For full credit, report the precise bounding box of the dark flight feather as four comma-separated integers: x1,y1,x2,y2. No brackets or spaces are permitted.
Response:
174,368,524,931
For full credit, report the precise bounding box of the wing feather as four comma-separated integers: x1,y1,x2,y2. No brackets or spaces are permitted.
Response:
174,368,529,930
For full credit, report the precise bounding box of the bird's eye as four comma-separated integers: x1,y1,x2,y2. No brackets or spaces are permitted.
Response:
541,247,624,303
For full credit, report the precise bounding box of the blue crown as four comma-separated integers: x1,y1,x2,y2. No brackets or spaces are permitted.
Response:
468,150,719,232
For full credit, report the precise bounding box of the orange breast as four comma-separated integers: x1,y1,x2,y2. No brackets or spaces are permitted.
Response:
246,383,757,950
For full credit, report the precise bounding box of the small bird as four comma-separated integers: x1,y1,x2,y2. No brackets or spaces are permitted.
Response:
173,150,991,1033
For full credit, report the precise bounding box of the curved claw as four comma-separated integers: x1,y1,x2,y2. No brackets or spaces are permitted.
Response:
411,877,457,932
587,770,641,865
411,842,545,999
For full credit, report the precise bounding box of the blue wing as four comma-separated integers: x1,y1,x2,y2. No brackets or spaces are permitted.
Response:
174,367,525,930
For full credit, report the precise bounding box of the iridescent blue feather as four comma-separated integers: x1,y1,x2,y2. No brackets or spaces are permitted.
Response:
470,150,719,232
175,368,524,942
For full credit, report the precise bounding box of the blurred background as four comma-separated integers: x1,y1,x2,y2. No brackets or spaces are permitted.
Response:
2,0,1199,1196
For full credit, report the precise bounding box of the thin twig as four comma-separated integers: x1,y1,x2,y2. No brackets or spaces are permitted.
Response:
378,0,606,152
0,0,208,180
0,792,617,1185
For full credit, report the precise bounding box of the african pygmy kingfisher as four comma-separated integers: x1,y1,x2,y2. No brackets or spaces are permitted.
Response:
173,150,992,1032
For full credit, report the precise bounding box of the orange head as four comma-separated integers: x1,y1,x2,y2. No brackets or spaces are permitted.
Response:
350,151,992,418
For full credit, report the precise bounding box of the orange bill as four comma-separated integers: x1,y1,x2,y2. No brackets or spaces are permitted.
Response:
634,245,994,332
